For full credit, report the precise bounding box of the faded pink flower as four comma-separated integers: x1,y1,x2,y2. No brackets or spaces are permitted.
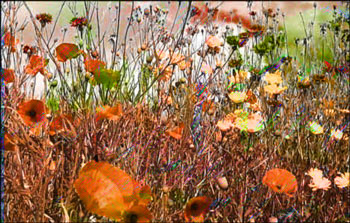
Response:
307,168,323,179
334,172,349,189
308,177,331,191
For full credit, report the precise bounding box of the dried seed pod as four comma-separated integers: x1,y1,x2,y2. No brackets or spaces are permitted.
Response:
216,176,228,190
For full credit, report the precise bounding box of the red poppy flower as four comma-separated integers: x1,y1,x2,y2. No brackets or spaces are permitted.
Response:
85,59,106,76
184,196,212,222
3,31,19,52
24,55,47,76
262,168,298,197
2,68,15,83
17,99,47,127
55,43,82,62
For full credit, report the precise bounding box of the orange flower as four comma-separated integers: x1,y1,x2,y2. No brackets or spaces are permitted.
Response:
262,168,298,197
24,55,47,76
264,84,288,95
2,68,15,83
217,119,234,131
166,123,185,140
169,52,185,65
178,59,192,71
184,196,212,222
49,114,79,136
3,31,19,52
17,99,47,127
55,43,82,62
334,172,349,189
96,103,123,122
205,35,222,48
153,64,173,82
85,59,106,76
228,91,247,103
4,132,17,151
264,70,283,85
74,160,152,221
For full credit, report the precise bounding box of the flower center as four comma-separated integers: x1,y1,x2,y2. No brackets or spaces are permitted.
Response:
125,213,138,223
27,110,37,119
190,203,199,212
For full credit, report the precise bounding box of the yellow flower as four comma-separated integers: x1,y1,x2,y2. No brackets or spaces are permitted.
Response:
330,129,343,141
334,172,349,188
228,91,248,103
264,84,288,95
265,70,283,85
308,121,324,135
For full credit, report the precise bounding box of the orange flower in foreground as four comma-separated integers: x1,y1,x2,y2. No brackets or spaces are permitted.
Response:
205,35,222,48
3,32,19,52
24,55,47,76
262,168,298,197
2,68,15,83
4,132,18,151
17,99,47,127
96,103,123,122
74,160,152,221
166,123,185,140
184,196,212,222
56,43,82,62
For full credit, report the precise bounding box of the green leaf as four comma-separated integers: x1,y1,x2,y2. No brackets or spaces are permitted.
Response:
226,35,240,47
94,68,121,89
47,96,59,113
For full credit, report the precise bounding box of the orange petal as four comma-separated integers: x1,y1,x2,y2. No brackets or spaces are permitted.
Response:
56,43,82,62
262,168,298,197
74,161,142,220
166,123,184,140
2,68,15,83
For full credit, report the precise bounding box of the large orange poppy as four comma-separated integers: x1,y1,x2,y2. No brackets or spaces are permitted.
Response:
74,160,153,221
24,55,47,76
3,31,19,52
2,68,15,84
96,103,123,122
17,99,47,127
262,168,298,197
184,196,212,222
